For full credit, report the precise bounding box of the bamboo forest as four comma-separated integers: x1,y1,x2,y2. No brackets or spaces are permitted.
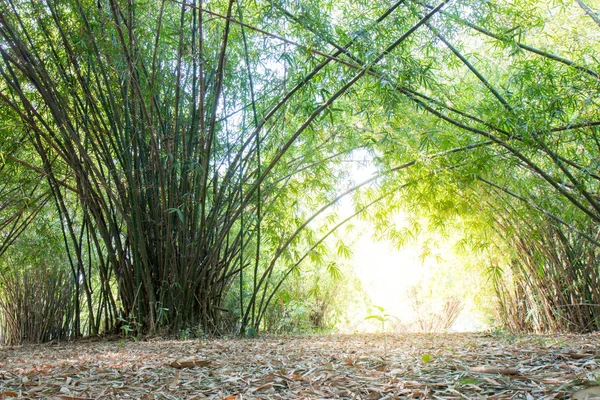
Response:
1,0,600,398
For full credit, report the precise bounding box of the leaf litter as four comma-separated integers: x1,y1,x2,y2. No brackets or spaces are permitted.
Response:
1,332,599,399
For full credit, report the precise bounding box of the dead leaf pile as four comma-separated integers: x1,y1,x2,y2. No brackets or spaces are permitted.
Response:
1,332,599,399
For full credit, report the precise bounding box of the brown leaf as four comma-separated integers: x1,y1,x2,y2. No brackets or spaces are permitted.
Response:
569,351,596,359
470,366,520,375
251,383,273,392
47,397,92,400
169,356,211,369
402,380,425,388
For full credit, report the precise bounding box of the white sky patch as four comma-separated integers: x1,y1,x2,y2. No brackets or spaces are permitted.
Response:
352,217,425,322
345,220,489,333
333,154,489,333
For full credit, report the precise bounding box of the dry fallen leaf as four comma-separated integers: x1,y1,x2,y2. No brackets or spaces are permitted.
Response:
569,351,596,359
470,366,520,375
169,356,211,369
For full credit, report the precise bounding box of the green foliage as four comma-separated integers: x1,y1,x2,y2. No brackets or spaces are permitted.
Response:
241,248,365,334
0,224,73,344
118,316,142,342
245,326,259,338
365,305,391,329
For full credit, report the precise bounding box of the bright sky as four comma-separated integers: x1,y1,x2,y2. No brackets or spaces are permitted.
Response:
352,224,424,320
335,153,489,333
344,221,489,333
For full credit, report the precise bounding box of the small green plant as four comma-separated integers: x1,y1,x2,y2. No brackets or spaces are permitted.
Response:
156,304,169,325
365,305,393,377
179,328,191,340
118,316,141,342
421,353,432,364
365,305,391,331
245,326,259,338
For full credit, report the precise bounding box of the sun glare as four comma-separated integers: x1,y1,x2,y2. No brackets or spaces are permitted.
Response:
346,225,489,333
334,151,490,333
352,232,423,323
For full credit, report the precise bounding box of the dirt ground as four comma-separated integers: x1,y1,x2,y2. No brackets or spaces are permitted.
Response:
1,332,599,399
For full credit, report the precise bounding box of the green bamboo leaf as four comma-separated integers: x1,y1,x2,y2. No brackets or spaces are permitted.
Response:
167,208,184,223
326,262,343,281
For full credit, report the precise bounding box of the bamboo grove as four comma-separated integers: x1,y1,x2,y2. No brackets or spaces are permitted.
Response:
0,0,599,341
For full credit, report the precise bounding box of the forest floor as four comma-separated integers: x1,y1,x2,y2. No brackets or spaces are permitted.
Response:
1,332,600,399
